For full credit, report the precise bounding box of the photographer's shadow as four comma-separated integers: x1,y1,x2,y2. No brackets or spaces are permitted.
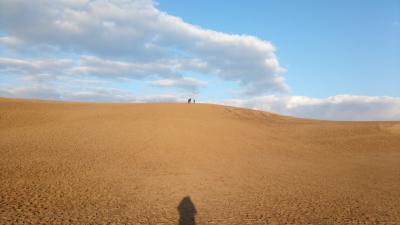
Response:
177,196,197,225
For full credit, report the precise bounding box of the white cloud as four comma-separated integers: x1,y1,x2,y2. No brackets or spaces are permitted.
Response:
0,36,24,47
0,56,208,83
65,88,140,102
147,77,206,93
74,56,209,79
223,95,400,121
74,56,174,79
0,57,74,79
0,86,62,100
0,85,186,103
0,0,286,95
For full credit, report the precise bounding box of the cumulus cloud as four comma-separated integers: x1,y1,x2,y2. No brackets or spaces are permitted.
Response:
0,0,287,94
223,95,400,121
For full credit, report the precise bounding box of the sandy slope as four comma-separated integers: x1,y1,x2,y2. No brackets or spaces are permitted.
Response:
1,98,400,224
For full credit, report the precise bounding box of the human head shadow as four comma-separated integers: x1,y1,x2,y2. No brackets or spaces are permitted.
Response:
177,196,197,225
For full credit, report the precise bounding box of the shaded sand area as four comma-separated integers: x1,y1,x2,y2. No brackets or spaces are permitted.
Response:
1,98,400,224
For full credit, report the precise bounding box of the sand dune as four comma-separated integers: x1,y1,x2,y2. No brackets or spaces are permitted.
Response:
1,98,400,224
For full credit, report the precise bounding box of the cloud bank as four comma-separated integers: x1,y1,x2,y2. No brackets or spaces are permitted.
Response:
224,95,400,121
1,80,399,120
0,0,287,95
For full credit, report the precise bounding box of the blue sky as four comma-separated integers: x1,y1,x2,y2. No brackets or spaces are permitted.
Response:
0,0,399,120
157,0,400,98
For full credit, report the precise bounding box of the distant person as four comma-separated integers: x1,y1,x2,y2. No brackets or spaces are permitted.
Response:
193,99,195,104
187,98,191,104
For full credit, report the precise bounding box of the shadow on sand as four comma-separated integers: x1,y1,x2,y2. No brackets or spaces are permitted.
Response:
177,196,197,225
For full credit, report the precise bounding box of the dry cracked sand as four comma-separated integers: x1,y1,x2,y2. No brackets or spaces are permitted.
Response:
1,98,400,224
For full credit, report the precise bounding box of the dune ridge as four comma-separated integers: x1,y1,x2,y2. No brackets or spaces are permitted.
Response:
1,98,400,224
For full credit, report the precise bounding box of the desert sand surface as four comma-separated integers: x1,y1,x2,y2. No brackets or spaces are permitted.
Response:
1,97,400,224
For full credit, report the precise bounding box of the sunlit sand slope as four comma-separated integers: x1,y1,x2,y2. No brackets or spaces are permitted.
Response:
1,98,400,224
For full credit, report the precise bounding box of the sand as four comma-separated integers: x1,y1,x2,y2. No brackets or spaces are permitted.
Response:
1,97,400,224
